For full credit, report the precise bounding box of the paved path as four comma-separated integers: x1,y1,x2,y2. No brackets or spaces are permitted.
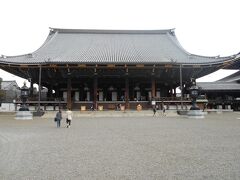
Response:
0,113,240,180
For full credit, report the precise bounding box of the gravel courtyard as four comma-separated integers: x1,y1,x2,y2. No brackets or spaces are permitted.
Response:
0,113,240,180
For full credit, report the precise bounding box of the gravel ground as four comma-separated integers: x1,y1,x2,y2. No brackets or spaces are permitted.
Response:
0,113,240,180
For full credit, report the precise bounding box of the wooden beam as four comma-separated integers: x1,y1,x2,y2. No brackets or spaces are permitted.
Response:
107,64,115,68
19,65,28,68
151,76,156,99
93,76,98,110
125,76,129,109
192,65,201,68
136,64,144,68
165,64,173,68
78,64,86,68
50,64,57,68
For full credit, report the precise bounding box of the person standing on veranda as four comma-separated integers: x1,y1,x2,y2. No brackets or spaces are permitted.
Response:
66,108,73,128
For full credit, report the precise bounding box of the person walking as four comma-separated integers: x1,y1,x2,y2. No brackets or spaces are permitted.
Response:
55,109,62,128
152,105,157,116
66,108,73,128
162,106,166,116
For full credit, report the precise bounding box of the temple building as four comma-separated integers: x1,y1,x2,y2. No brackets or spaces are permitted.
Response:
0,28,239,110
198,70,240,111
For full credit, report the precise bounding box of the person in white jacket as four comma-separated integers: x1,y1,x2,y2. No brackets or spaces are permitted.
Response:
66,108,73,128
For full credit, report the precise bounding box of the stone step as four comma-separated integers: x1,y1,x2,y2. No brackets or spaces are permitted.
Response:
41,110,178,118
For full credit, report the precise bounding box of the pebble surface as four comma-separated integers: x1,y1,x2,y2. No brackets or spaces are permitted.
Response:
0,113,240,180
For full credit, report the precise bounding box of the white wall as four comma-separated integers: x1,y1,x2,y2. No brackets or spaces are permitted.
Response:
0,103,15,111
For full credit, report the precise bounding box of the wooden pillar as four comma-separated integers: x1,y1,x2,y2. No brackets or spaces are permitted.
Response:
38,65,42,111
47,85,53,99
93,75,98,110
67,77,72,109
171,86,174,98
55,85,59,98
125,76,129,109
151,76,156,99
30,82,33,96
180,64,183,109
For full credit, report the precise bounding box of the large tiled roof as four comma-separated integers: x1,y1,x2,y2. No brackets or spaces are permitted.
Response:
0,28,238,65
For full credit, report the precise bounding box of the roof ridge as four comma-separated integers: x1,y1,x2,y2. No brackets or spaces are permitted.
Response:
0,53,33,59
49,27,174,34
2,80,16,82
189,53,236,59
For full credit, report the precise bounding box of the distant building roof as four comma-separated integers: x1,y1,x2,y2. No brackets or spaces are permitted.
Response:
0,28,238,65
218,70,240,82
197,81,240,91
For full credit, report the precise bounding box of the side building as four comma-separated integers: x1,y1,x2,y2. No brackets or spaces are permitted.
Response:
198,70,240,111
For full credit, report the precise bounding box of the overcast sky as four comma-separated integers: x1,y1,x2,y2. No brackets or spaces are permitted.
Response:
0,0,239,86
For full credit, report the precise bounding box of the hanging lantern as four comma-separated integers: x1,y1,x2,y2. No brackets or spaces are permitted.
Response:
108,86,114,91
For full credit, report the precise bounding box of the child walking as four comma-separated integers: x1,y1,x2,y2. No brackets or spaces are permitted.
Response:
66,108,73,128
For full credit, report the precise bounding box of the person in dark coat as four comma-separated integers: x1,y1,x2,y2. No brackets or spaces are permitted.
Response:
152,106,157,116
55,109,62,128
